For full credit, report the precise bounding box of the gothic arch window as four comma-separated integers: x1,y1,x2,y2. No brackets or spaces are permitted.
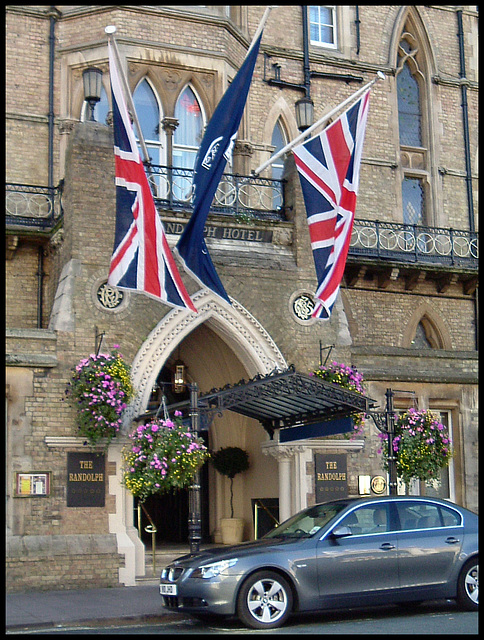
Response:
133,78,164,166
271,118,288,210
173,85,204,171
397,52,422,147
410,316,443,349
396,23,431,226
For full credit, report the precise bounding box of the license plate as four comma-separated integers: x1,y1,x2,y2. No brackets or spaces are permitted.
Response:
160,583,177,596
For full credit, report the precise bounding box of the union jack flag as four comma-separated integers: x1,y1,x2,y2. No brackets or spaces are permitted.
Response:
107,41,196,313
293,90,370,319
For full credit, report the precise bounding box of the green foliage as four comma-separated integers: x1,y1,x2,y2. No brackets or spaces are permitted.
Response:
65,347,135,447
211,447,250,479
211,447,250,518
378,408,453,486
311,361,366,438
122,411,210,504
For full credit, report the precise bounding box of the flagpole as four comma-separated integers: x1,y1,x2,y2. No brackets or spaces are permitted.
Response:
249,6,277,52
252,71,385,177
105,26,151,166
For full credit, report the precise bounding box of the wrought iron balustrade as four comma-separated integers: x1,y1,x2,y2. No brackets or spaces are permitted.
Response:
6,183,63,230
349,219,478,269
146,164,286,222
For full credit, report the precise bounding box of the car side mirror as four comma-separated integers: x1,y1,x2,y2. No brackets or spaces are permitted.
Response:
331,525,352,538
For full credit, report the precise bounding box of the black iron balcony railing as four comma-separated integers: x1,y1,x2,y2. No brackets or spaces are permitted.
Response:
5,179,477,273
6,183,63,230
146,164,286,222
349,219,478,269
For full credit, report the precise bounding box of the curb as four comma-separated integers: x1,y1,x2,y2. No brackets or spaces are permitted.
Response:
6,612,191,632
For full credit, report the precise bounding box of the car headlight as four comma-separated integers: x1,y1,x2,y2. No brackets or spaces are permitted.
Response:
191,558,238,579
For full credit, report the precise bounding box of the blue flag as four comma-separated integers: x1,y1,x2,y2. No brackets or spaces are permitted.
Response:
175,33,263,304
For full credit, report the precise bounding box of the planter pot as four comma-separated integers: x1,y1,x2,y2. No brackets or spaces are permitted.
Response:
220,518,244,545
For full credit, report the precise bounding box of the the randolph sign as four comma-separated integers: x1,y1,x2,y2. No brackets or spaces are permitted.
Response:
66,452,105,507
315,453,348,500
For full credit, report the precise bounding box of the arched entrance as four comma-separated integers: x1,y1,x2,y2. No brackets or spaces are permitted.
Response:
136,362,210,545
125,290,287,549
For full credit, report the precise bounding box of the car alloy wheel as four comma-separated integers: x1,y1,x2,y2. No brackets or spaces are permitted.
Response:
237,570,293,629
457,557,478,610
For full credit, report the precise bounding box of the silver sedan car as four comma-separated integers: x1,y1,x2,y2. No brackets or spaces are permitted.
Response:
160,496,478,629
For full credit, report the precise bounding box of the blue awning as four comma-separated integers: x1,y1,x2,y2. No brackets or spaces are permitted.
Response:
279,417,354,442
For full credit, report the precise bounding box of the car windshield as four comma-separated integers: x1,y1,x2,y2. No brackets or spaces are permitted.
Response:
263,501,349,539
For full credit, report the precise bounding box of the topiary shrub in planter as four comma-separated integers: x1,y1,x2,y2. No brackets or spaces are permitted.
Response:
211,447,250,544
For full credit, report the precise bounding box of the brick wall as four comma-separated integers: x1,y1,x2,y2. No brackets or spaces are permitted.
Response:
6,535,121,593
5,5,479,590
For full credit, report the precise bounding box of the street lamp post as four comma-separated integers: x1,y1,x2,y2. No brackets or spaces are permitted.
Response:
369,388,398,495
188,382,202,554
384,388,398,496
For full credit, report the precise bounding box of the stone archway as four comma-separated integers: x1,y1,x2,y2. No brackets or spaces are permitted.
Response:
111,289,287,584
127,289,288,422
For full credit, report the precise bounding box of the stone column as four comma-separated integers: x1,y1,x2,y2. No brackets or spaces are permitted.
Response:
161,117,178,167
108,440,145,586
261,442,304,523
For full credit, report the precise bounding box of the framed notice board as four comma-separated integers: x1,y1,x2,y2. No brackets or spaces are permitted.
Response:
15,472,50,497
315,453,348,500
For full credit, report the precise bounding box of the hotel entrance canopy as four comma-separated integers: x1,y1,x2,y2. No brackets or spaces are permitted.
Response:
164,365,376,440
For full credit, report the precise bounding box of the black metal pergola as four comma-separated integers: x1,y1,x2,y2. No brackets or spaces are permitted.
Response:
136,365,381,554
181,365,375,439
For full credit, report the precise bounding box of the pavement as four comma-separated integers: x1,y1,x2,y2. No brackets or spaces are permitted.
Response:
6,544,222,632
5,582,187,632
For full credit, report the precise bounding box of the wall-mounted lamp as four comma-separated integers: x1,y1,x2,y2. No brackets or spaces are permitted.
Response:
83,67,103,121
295,96,314,132
173,360,187,393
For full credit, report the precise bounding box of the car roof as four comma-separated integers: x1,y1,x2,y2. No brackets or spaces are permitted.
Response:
314,495,470,510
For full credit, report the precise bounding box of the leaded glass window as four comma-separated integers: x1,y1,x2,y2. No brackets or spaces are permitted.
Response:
410,321,433,349
402,177,424,225
133,79,163,165
271,120,286,210
173,86,203,171
397,62,422,147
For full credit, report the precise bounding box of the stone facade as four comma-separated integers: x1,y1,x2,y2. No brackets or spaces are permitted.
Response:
6,5,478,592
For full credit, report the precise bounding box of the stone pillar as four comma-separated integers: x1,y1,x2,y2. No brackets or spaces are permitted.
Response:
233,140,253,176
108,441,145,585
161,117,179,167
261,442,304,523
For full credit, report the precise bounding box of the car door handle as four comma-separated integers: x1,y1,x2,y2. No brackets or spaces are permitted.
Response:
445,537,460,544
380,542,395,550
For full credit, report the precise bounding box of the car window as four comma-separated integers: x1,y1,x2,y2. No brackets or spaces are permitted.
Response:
395,501,460,530
264,502,348,539
440,505,461,527
340,504,390,535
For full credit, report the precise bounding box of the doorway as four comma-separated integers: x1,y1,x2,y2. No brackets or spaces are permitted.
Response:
135,431,210,545
134,364,210,545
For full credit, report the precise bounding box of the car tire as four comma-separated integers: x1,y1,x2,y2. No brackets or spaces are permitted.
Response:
456,557,478,611
236,570,293,629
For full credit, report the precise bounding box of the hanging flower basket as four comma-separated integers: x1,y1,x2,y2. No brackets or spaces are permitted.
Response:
310,361,367,438
122,412,210,504
65,346,135,447
378,408,452,487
